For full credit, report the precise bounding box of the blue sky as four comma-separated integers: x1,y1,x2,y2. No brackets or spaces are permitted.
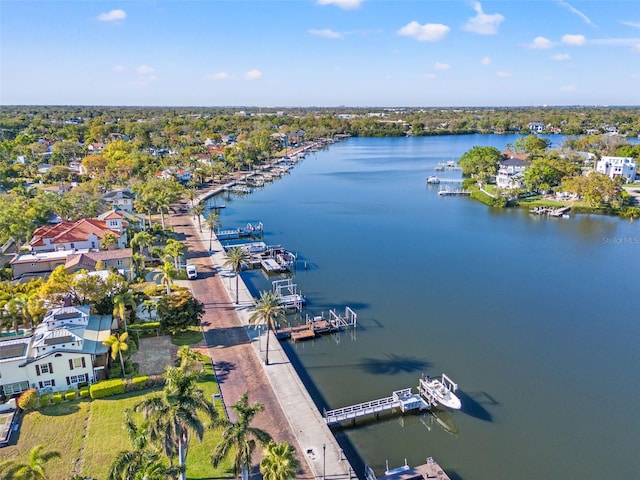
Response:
1,0,639,107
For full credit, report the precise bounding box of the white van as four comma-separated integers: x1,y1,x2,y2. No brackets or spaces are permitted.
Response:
186,264,198,279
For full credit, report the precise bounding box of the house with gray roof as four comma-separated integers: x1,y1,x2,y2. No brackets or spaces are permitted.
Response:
0,305,111,397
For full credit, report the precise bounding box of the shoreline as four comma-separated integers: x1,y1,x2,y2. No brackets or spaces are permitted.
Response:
186,151,358,479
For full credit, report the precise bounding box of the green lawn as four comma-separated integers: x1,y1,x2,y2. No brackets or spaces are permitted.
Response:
2,357,234,480
172,325,204,346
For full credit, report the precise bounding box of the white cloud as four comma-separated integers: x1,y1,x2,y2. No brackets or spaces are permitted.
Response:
133,75,157,88
558,1,597,28
397,22,449,42
113,65,125,73
551,53,571,61
434,62,450,71
205,72,230,80
496,71,511,77
561,84,576,92
316,0,363,10
620,21,640,29
423,73,437,79
481,56,491,65
590,37,640,46
136,65,155,74
245,69,262,80
529,36,554,49
462,2,504,35
562,34,586,46
309,29,343,39
97,9,127,22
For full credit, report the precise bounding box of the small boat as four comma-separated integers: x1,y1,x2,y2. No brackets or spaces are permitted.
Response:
419,374,461,410
426,176,440,185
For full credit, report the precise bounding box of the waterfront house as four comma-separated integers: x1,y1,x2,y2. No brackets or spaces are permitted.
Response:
0,305,111,397
97,208,145,233
10,248,134,281
595,156,637,183
29,218,125,253
528,122,545,134
496,152,530,189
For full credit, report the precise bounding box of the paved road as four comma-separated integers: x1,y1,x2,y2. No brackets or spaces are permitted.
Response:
166,203,319,479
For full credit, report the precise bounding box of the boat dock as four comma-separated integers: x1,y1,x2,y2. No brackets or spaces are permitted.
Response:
272,278,305,311
216,222,264,240
324,388,431,426
438,188,470,196
530,206,571,217
366,457,451,480
276,306,357,341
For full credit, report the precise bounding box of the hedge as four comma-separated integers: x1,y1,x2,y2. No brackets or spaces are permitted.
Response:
90,379,126,399
65,391,77,401
129,375,149,391
129,322,161,331
79,388,90,398
52,393,63,404
39,393,51,406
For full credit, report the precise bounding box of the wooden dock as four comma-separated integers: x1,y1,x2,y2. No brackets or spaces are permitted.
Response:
438,188,470,196
366,457,451,480
216,222,263,240
276,307,357,342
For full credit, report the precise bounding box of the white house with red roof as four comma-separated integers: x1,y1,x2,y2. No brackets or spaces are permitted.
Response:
29,218,125,253
496,151,530,189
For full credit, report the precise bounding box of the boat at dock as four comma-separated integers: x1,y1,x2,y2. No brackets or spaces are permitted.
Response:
418,374,461,410
426,176,440,185
366,457,451,480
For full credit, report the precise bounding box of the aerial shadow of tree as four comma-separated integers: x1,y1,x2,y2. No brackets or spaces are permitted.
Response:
359,354,430,375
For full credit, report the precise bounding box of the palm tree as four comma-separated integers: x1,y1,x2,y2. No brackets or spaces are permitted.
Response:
203,210,221,251
248,291,285,366
211,392,272,480
0,444,61,480
260,441,300,480
130,231,154,254
103,332,129,377
112,290,137,331
164,239,187,271
133,364,217,480
223,246,250,304
190,202,206,231
156,193,171,230
154,261,176,295
108,411,183,480
100,231,119,250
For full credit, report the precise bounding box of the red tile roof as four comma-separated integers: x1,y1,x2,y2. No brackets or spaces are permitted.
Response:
29,219,121,247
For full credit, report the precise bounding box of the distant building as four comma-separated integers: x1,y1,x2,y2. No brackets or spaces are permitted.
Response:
0,305,111,396
596,156,637,183
102,189,135,212
29,218,125,253
528,122,545,134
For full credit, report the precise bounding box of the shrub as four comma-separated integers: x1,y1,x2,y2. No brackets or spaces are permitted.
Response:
17,389,38,411
90,379,126,399
79,388,90,399
52,393,63,404
65,391,77,401
128,375,149,391
39,393,51,406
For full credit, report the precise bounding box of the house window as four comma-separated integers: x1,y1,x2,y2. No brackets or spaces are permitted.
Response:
70,243,75,249
66,374,88,386
31,263,37,267
91,241,96,248
38,379,55,388
69,357,85,369
3,381,30,395
40,363,50,374
116,260,123,266
36,362,54,375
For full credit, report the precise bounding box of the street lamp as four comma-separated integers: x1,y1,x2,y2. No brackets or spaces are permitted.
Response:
323,443,326,480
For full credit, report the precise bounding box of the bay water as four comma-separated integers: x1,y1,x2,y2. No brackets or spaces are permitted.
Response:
212,135,639,480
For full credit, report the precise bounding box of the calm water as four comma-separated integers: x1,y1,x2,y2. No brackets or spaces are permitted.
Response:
212,135,639,480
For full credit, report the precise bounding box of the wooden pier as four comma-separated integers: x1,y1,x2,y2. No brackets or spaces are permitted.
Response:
438,188,470,196
216,222,264,240
276,307,357,342
324,388,430,426
272,278,305,311
365,457,451,480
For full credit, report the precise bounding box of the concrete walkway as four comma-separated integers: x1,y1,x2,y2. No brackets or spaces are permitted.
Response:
170,186,357,479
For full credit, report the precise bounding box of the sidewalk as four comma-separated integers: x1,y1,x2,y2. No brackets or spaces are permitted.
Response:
175,203,357,479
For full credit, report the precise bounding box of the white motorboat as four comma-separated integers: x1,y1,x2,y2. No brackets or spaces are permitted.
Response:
426,175,440,184
419,374,461,410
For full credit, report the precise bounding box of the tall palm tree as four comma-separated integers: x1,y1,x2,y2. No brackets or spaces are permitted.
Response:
260,441,300,480
223,247,250,305
130,231,154,254
0,444,61,480
203,210,221,251
108,411,183,480
103,332,129,377
133,365,217,480
211,392,272,480
154,261,175,295
156,193,171,230
100,231,119,250
190,202,206,232
112,290,136,331
164,239,187,271
248,291,285,365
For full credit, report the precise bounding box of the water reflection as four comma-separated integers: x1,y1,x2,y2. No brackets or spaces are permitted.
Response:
359,354,430,375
